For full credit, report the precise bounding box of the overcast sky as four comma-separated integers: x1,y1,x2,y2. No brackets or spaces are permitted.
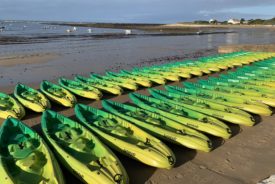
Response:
0,0,274,23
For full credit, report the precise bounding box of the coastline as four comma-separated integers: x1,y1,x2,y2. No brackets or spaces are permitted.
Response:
49,22,275,33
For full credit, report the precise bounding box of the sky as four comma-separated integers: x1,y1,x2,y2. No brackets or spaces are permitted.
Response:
0,0,274,23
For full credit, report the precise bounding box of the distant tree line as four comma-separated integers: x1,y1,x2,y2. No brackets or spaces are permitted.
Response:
192,17,275,25
247,18,275,25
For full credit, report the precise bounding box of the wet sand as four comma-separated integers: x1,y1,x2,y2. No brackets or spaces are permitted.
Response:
0,53,58,67
0,68,274,184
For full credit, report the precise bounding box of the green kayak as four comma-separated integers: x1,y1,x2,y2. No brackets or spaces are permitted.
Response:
14,83,51,112
75,75,123,95
106,71,152,87
129,93,232,139
40,80,77,107
0,118,64,184
0,92,25,120
102,100,212,152
184,82,275,107
90,74,138,91
219,75,275,90
198,80,275,98
165,85,272,116
149,88,255,126
162,86,252,117
207,77,275,97
120,70,166,85
132,69,180,81
75,104,176,169
59,77,102,100
41,110,129,184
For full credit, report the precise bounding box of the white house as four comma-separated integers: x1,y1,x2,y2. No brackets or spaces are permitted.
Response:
228,19,241,25
209,19,217,24
125,29,132,35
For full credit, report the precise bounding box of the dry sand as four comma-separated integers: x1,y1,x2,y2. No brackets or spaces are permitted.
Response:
0,70,274,184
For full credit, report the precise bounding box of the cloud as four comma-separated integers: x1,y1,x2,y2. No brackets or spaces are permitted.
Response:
0,0,274,22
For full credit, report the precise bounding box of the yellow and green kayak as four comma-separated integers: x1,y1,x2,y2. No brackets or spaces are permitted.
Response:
129,93,232,139
59,77,102,100
41,110,129,184
14,83,51,112
75,75,123,95
40,80,77,107
102,100,212,152
0,118,64,184
75,104,176,169
149,88,255,126
166,85,272,116
0,92,25,120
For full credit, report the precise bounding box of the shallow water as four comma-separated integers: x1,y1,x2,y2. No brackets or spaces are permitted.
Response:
0,21,274,87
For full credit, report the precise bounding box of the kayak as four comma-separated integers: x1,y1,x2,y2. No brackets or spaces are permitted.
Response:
41,110,129,184
0,118,64,184
222,73,275,83
14,83,51,112
153,68,193,78
75,104,176,169
59,77,102,100
40,80,77,107
106,71,152,87
133,69,180,81
220,75,274,90
165,85,272,116
90,74,138,91
129,93,232,139
149,89,255,126
208,77,275,95
0,92,25,119
102,100,212,152
160,87,252,117
120,70,167,85
198,79,275,98
75,75,123,95
184,82,275,107
183,82,269,108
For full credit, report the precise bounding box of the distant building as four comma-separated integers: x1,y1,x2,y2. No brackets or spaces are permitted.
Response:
228,19,241,25
209,19,217,24
125,29,132,35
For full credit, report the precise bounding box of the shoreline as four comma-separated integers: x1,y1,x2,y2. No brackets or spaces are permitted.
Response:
0,31,235,45
49,22,275,32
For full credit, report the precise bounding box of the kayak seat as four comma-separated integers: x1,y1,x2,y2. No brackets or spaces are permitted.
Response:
95,118,132,137
48,88,66,98
69,137,95,153
128,111,163,126
15,151,47,175
21,91,41,102
8,139,36,159
67,84,86,91
54,127,79,143
0,100,12,110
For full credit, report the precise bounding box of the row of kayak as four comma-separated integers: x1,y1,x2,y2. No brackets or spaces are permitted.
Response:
1,71,274,184
0,54,275,183
0,52,274,120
